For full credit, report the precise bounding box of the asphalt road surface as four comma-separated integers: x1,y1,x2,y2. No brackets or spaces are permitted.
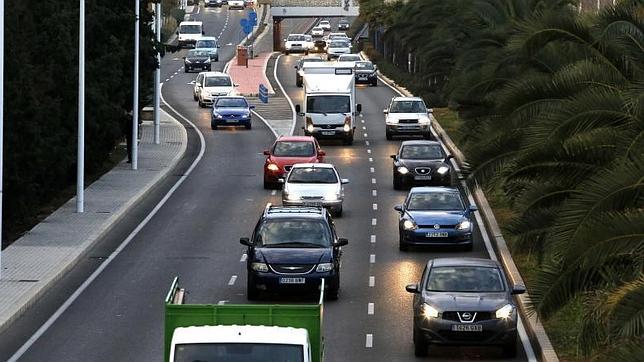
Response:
0,7,534,362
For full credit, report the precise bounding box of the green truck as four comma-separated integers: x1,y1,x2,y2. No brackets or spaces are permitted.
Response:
164,277,325,362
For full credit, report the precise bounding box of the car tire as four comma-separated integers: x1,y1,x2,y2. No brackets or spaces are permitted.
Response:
211,124,218,130
198,99,205,108
462,242,473,252
386,130,393,140
284,50,290,55
371,79,378,86
263,179,273,190
399,231,409,251
245,123,252,130
215,57,219,62
334,207,343,218
193,94,198,102
184,67,189,73
296,80,302,87
343,132,354,145
423,132,432,140
413,325,429,357
393,174,403,190
246,276,259,301
502,341,517,358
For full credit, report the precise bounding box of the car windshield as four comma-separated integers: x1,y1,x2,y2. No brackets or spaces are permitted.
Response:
180,24,201,34
356,62,374,70
255,219,331,247
400,145,443,159
391,100,426,113
215,98,247,108
407,192,463,211
313,27,322,31
340,55,361,62
205,76,232,87
173,343,304,362
273,141,315,157
320,21,330,25
301,58,324,66
288,167,337,184
288,35,307,41
329,41,348,48
426,266,505,293
196,40,217,48
187,50,210,57
307,95,350,114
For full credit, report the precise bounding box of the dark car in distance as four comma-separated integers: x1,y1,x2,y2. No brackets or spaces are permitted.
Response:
240,205,348,300
354,61,378,86
406,258,526,357
338,20,350,30
391,140,453,189
395,187,477,251
183,49,212,73
211,96,254,130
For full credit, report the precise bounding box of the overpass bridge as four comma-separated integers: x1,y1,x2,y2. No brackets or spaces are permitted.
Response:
259,0,360,50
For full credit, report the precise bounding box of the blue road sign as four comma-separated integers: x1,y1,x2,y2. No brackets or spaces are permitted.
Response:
249,11,257,26
259,84,269,104
240,19,253,35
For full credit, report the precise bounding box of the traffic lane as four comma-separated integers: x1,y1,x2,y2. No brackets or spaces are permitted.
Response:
356,81,528,360
13,54,278,362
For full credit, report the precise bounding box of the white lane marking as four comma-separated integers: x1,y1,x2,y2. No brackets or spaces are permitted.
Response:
366,334,373,348
273,54,298,136
369,276,375,287
369,254,376,263
379,71,538,362
371,178,376,184
373,203,378,210
365,140,369,146
371,218,377,226
361,119,365,123
367,149,372,154
240,253,247,262
363,133,368,138
228,275,238,286
8,84,208,362
218,300,227,305
368,303,375,315
362,126,366,130
170,75,174,79
370,167,375,173
165,78,170,82
370,235,376,243
372,189,377,196
271,190,277,196
369,157,373,162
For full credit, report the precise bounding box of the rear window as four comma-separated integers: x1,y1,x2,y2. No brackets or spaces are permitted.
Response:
287,35,307,41
273,141,315,157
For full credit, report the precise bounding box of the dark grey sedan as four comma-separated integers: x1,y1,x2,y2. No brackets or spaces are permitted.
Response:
391,140,453,189
406,258,526,357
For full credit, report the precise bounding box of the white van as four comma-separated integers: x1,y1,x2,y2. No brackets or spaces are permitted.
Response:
177,21,204,48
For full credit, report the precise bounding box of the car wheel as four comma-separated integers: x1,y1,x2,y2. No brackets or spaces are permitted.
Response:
325,273,340,300
284,50,290,55
211,123,218,130
184,67,189,73
245,123,252,130
296,80,302,87
193,94,198,101
423,132,432,140
399,231,409,251
343,132,354,145
199,101,205,108
413,324,428,357
372,79,378,86
502,341,518,358
334,206,343,217
386,130,393,140
462,242,473,252
246,275,259,300
263,179,273,190
393,174,403,190
215,57,219,62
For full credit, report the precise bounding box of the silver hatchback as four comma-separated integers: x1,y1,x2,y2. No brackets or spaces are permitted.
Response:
281,163,349,217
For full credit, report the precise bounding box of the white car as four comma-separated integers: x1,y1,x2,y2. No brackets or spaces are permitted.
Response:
311,27,324,37
284,34,310,54
337,54,362,65
384,96,433,139
327,32,349,41
326,40,351,60
228,0,245,9
282,163,349,217
318,20,331,31
193,72,238,108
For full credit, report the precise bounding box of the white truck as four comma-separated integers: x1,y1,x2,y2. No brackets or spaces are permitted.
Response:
177,21,204,48
295,62,362,145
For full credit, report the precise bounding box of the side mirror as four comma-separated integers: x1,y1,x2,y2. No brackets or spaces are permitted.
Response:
405,284,420,294
446,154,454,160
427,108,433,114
202,31,205,35
176,30,179,35
217,44,221,48
341,179,350,184
383,109,388,114
240,237,252,246
249,105,256,109
335,238,349,247
469,204,478,212
393,205,403,212
294,65,298,69
277,178,285,184
374,65,378,70
234,83,239,87
318,150,326,156
183,56,186,59
295,104,301,113
356,104,362,113
390,154,397,160
298,112,306,117
263,150,270,156
511,284,526,295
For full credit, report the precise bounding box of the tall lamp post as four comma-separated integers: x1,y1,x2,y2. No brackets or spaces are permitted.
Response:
154,1,161,145
0,0,4,279
77,0,85,213
132,0,140,170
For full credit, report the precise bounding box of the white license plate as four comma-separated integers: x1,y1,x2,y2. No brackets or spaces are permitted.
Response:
359,76,368,80
414,175,432,180
279,277,305,284
321,131,335,136
452,324,482,332
426,232,449,238
226,119,238,123
303,202,322,207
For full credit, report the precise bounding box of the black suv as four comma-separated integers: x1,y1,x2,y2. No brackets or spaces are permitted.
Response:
240,204,348,300
391,140,454,189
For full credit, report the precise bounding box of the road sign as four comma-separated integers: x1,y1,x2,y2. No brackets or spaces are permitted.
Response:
259,84,269,104
249,11,257,26
240,19,253,35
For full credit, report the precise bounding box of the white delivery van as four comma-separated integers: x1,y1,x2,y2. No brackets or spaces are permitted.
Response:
177,21,204,48
296,62,361,145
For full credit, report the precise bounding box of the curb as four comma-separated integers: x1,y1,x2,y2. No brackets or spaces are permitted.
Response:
362,51,559,362
0,110,188,334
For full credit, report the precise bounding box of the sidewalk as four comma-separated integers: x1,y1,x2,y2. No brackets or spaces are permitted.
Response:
0,111,187,332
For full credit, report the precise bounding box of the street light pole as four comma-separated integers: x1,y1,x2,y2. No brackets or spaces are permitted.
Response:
132,0,139,170
154,1,161,145
77,0,85,213
0,0,4,279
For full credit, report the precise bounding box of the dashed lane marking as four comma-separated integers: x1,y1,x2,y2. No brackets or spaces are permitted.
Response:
371,178,376,184
366,334,373,348
365,140,369,146
271,190,277,196
228,275,238,286
370,167,375,173
369,276,375,287
367,149,372,154
370,235,376,243
363,133,368,138
372,189,377,197
373,203,378,210
240,254,247,262
369,157,373,162
371,218,377,226
370,254,375,263
368,303,375,315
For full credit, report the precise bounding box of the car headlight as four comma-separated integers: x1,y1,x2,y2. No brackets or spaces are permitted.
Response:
437,166,449,175
496,304,514,319
387,117,398,124
419,117,431,124
316,263,333,272
185,59,192,64
343,123,351,132
251,262,268,272
307,124,314,133
286,193,300,201
456,219,472,230
421,303,439,319
324,192,340,201
213,113,223,119
267,163,279,172
397,166,409,174
403,219,417,230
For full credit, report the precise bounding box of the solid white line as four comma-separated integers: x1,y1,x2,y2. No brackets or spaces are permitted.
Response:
370,235,376,243
371,218,377,226
365,334,373,348
369,254,375,263
240,253,247,262
368,303,374,315
370,167,375,173
372,203,378,210
271,190,277,196
228,275,238,286
369,157,373,162
369,276,375,287
273,54,298,136
8,84,207,362
371,178,376,184
372,189,377,196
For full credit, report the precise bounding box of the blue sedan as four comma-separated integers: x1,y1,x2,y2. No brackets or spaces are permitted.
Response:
394,187,477,251
211,96,254,130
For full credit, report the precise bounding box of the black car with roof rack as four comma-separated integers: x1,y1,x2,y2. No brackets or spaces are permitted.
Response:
240,204,348,300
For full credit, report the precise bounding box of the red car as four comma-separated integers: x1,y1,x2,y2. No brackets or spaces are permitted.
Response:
263,136,325,189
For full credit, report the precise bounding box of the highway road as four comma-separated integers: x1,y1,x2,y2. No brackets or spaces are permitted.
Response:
0,5,534,362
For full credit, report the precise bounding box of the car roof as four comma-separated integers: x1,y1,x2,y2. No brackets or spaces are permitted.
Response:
409,186,460,194
400,140,441,147
180,21,203,25
288,33,307,36
276,135,316,142
392,96,424,102
214,95,246,100
263,204,327,219
291,163,334,169
198,36,218,41
199,71,230,77
428,257,500,268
